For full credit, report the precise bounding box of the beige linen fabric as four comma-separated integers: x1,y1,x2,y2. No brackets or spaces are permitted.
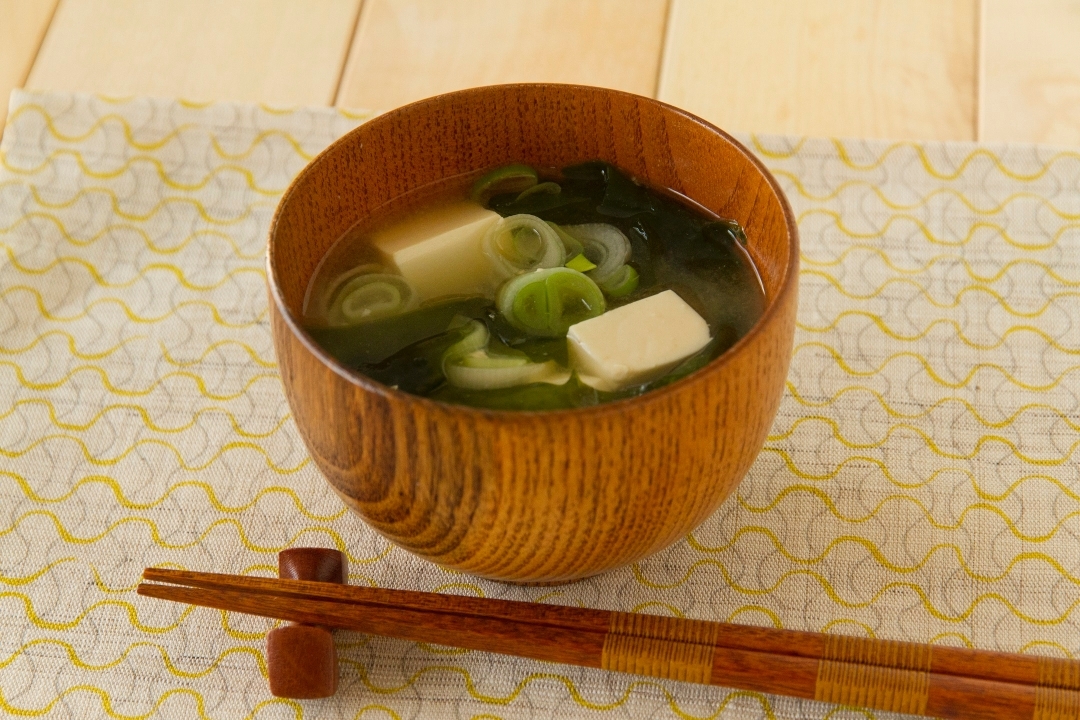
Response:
0,90,1077,719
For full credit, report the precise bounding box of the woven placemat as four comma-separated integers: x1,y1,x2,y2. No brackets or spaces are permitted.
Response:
1,89,1077,719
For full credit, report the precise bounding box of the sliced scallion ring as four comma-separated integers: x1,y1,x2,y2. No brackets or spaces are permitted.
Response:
515,181,561,202
561,223,631,286
326,267,417,327
547,221,584,258
439,319,570,389
445,357,570,390
565,254,597,273
458,352,529,369
496,267,605,337
441,319,490,370
483,214,566,279
597,264,639,298
470,164,538,204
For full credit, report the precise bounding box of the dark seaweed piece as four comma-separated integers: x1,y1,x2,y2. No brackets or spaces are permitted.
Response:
481,306,570,365
703,219,748,247
356,320,481,396
429,323,740,409
330,158,767,409
646,326,740,391
306,296,492,367
596,163,656,218
633,204,714,263
484,158,764,343
560,160,608,184
512,337,569,365
624,223,652,263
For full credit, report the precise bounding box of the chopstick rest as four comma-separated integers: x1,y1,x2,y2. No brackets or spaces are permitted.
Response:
266,548,348,698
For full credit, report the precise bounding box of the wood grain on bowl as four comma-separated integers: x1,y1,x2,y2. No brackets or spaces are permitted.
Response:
267,84,798,583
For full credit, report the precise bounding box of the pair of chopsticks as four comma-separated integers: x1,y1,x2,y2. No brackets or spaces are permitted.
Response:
139,568,1078,720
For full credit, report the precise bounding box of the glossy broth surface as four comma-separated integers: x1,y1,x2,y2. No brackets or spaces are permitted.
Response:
303,162,765,410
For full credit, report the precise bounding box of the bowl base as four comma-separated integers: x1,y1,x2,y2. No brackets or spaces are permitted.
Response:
485,576,589,587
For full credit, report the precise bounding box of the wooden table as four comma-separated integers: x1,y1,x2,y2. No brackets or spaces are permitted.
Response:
2,0,1078,145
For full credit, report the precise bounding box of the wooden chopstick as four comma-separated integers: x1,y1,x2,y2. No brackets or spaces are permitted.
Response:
138,581,608,668
139,568,1079,720
140,567,1067,686
142,567,612,632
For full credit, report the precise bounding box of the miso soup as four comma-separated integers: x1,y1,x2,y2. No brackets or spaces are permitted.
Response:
303,161,765,411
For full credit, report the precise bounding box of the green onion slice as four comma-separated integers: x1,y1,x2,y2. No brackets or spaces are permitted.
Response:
440,319,570,389
441,320,490,371
326,266,417,327
547,221,585,258
496,267,605,337
483,214,566,279
515,181,561,202
561,223,631,286
458,353,529,369
565,254,597,273
445,358,570,390
598,264,639,298
470,163,538,204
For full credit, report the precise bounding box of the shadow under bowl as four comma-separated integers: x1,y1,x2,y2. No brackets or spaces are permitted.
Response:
267,83,799,584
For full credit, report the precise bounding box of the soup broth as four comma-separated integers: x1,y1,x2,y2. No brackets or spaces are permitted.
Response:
303,161,765,410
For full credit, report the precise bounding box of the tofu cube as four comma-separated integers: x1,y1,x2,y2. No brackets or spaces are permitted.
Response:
567,290,711,391
372,201,500,301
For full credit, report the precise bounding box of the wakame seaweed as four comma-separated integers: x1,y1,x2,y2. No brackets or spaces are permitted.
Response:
493,162,763,339
305,162,765,410
306,296,492,367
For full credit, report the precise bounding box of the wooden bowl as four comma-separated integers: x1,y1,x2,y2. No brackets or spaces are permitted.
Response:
267,84,798,584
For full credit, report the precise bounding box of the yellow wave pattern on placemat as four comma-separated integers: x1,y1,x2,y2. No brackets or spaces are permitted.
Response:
0,90,1078,719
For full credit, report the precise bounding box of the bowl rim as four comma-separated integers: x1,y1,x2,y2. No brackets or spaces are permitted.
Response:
267,82,799,420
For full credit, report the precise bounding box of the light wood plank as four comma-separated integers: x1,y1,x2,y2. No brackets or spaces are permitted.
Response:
658,0,978,141
0,0,60,128
26,0,362,106
336,0,669,113
981,0,1080,144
